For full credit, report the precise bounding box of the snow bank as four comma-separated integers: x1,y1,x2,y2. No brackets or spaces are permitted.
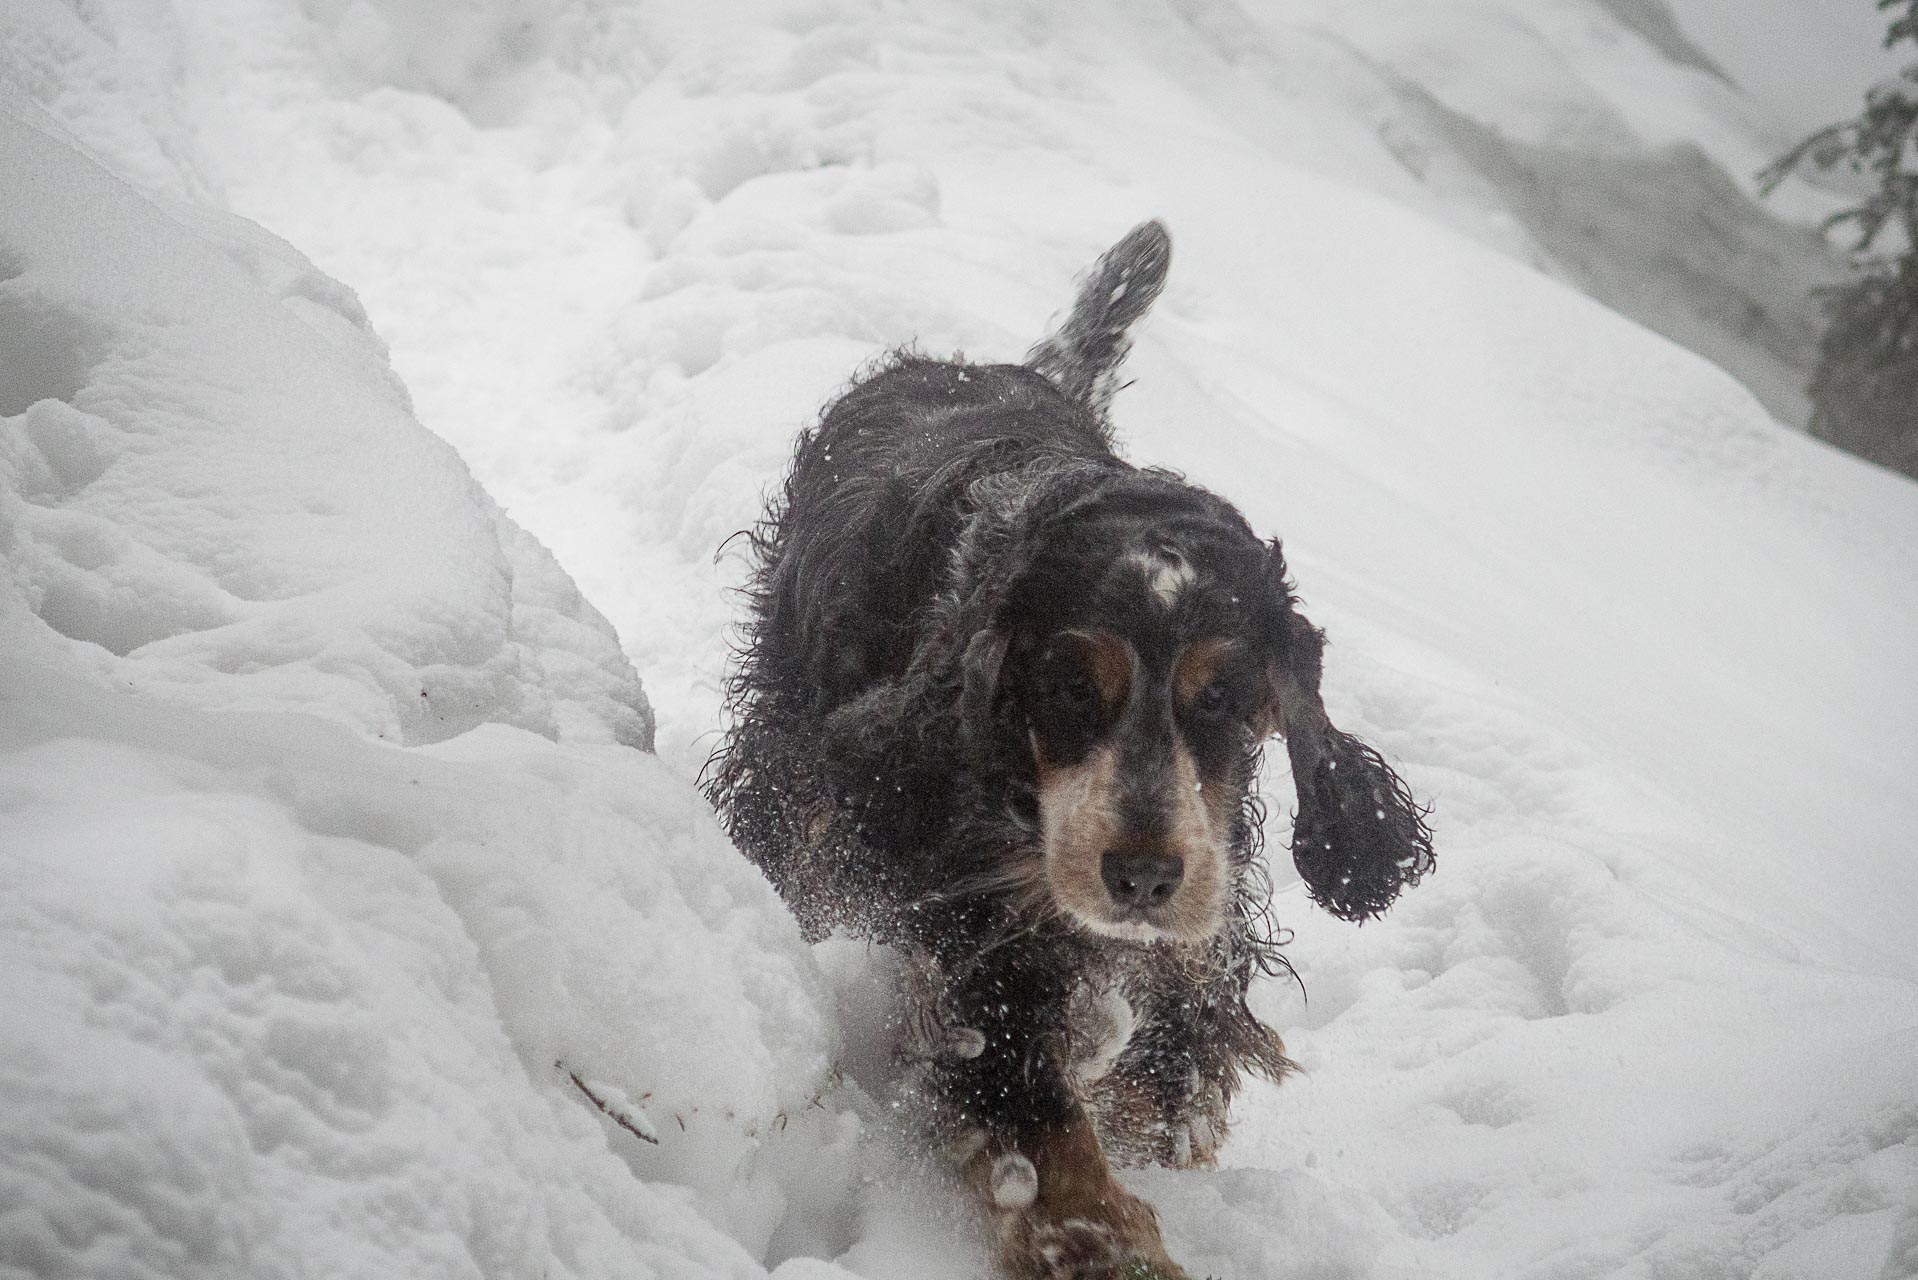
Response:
0,96,651,750
0,83,845,1280
0,668,834,1279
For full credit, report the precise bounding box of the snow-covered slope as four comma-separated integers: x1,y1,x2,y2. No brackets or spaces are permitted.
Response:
0,83,843,1280
1144,0,1849,430
0,87,652,751
3,2,1916,1278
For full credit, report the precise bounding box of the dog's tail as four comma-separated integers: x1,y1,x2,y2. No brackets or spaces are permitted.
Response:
1026,219,1171,416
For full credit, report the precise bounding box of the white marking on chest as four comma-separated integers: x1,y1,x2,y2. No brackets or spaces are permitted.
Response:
1066,979,1137,1085
1127,547,1195,608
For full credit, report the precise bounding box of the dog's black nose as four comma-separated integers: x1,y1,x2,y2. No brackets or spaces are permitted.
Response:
1101,847,1184,909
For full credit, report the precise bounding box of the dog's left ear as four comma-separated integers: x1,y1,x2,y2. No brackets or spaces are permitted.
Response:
958,628,1009,743
1259,543,1434,922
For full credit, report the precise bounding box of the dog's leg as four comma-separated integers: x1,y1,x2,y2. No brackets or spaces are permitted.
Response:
920,949,1191,1279
1082,1032,1237,1173
1082,966,1293,1172
960,1111,1188,1280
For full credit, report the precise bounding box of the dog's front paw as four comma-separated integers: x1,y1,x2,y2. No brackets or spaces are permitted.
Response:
964,1118,1192,1280
998,1191,1190,1280
1028,1219,1190,1279
1030,1215,1126,1276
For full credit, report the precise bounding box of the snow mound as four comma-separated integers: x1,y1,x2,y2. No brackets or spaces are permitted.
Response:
0,101,651,751
0,664,843,1279
0,91,871,1280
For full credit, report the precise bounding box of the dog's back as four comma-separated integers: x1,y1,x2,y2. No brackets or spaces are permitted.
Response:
763,219,1174,713
771,360,1107,708
707,359,1110,937
707,227,1176,941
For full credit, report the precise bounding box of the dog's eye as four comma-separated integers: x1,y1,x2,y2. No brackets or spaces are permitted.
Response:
1051,668,1098,707
1034,633,1129,720
1193,679,1231,717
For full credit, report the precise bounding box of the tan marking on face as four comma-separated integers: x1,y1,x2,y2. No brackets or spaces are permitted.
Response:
1034,739,1229,944
1049,628,1133,714
1034,741,1122,928
1162,738,1230,937
1172,636,1239,711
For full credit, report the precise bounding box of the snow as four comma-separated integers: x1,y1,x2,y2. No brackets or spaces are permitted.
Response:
4,1,1917,1278
0,681,818,1280
0,87,652,751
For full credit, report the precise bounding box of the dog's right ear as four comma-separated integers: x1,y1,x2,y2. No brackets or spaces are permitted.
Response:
958,628,1010,742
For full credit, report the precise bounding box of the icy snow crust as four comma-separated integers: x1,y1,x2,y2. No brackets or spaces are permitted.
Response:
4,1,1918,1278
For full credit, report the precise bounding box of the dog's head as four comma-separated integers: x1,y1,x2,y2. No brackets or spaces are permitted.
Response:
961,473,1432,941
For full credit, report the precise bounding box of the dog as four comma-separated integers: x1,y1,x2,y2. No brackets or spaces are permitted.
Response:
705,221,1433,1279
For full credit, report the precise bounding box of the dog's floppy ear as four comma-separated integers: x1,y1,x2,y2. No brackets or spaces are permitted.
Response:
958,628,1009,742
1261,543,1433,922
825,624,1006,758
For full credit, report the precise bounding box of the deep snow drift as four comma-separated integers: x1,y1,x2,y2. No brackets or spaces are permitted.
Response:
3,2,1917,1278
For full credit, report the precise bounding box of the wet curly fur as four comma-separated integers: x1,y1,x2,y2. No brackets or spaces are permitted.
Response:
705,222,1433,1278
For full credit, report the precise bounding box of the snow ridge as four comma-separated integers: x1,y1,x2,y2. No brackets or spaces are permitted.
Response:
0,99,651,750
